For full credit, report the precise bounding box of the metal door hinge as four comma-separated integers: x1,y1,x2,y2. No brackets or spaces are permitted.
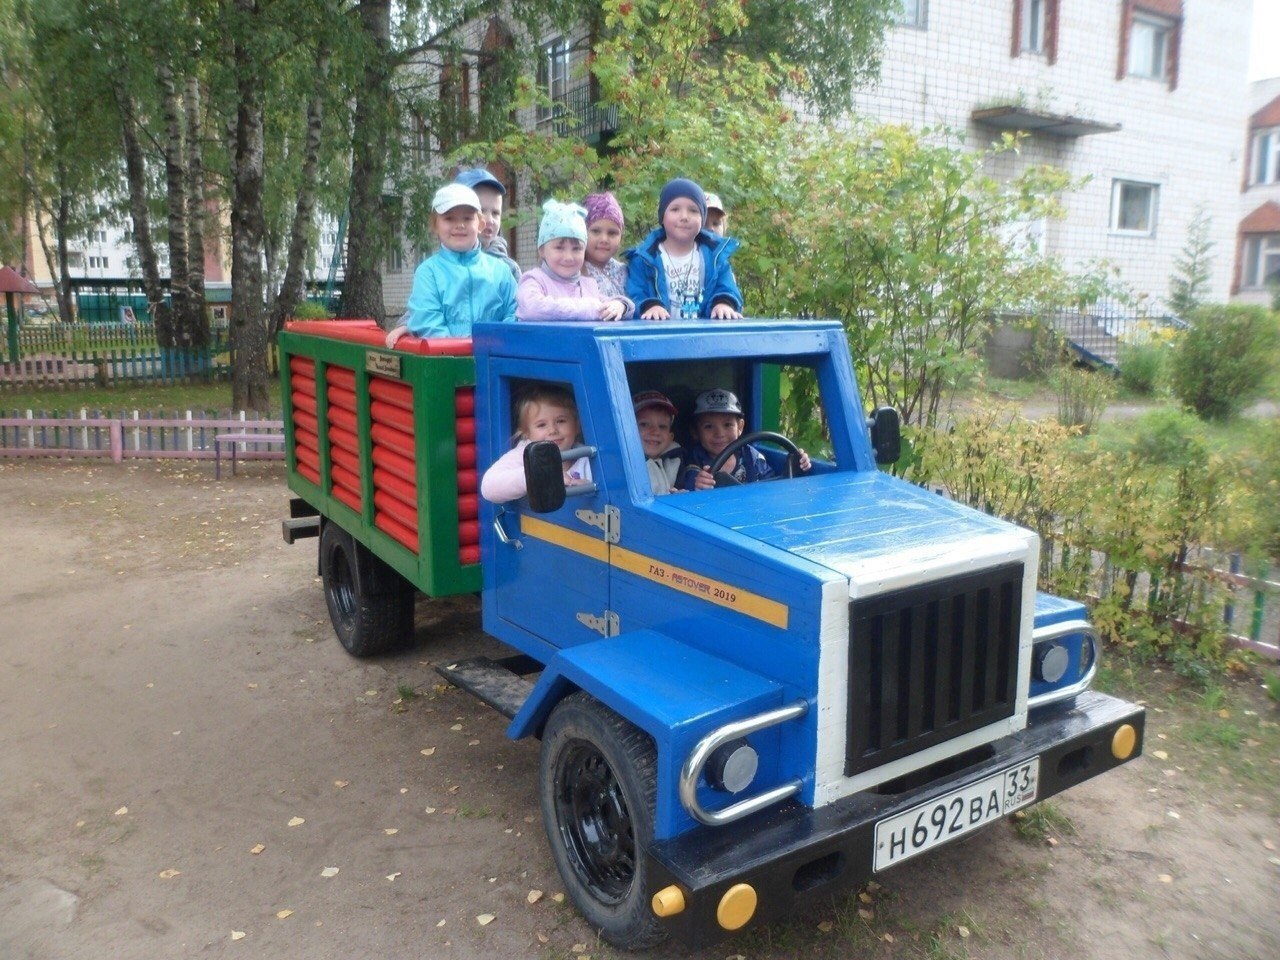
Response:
575,504,621,543
576,610,620,637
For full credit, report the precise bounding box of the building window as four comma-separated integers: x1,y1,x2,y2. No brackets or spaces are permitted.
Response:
385,246,403,274
1252,128,1280,185
1012,0,1058,61
895,0,926,27
92,229,108,244
437,56,472,153
1021,0,1046,53
1242,235,1280,288
1118,2,1180,87
88,255,109,269
537,36,571,122
1110,180,1158,235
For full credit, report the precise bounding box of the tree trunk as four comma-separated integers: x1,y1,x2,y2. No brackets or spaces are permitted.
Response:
269,43,330,340
185,71,209,349
342,0,393,323
30,200,70,324
116,85,172,340
230,0,270,412
158,63,192,351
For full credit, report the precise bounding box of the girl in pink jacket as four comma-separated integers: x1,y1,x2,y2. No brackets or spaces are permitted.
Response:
516,200,634,322
480,382,592,504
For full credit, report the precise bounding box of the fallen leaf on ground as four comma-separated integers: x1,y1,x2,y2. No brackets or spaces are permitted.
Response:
817,920,833,932
230,931,246,941
1167,811,1181,820
527,889,543,904
1263,839,1276,851
437,919,446,927
365,690,378,697
114,806,128,816
1047,837,1059,847
320,867,339,878
386,872,401,882
246,683,258,690
384,828,398,835
468,740,480,746
287,817,305,827
858,908,874,920
882,933,895,943
552,893,565,903
1152,749,1169,760
476,914,495,926
571,943,586,953
158,869,180,879
448,785,459,794
334,780,349,788
536,932,549,943
1158,874,1173,883
249,844,265,855
858,891,872,903
1218,709,1230,719
450,724,463,731
958,925,970,938
420,748,436,757
424,806,437,814
276,910,293,919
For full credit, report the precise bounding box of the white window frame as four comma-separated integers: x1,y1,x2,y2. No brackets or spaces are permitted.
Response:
1128,12,1172,80
1242,234,1280,289
1252,128,1280,186
385,246,403,275
895,0,927,28
1020,0,1046,54
537,36,571,122
1109,179,1158,236
88,255,109,270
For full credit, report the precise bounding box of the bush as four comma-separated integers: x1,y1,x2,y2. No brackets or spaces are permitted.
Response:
1116,340,1169,395
290,300,334,320
1169,305,1280,420
1051,364,1114,433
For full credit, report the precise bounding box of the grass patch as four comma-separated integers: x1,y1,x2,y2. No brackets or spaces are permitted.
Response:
1012,800,1077,844
396,683,419,701
0,380,277,415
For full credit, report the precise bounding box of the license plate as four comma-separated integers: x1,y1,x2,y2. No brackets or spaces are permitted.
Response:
873,757,1040,871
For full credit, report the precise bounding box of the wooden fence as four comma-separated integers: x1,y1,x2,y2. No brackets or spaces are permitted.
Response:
0,409,282,466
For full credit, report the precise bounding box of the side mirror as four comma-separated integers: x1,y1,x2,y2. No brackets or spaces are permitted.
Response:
524,440,567,513
866,407,901,465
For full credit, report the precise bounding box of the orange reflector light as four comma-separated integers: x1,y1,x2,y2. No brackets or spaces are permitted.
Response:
716,883,757,931
651,885,686,917
1111,723,1137,760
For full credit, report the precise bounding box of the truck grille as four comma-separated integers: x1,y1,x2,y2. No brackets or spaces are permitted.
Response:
846,563,1022,777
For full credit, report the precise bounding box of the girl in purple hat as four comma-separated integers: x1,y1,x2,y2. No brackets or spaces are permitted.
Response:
582,191,629,299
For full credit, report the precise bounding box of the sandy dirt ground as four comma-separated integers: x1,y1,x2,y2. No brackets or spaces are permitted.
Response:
1,459,1277,960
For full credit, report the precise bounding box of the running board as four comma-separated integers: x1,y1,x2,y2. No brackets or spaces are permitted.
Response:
436,655,541,719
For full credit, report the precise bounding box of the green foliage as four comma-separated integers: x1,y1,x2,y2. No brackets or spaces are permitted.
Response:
1050,364,1114,433
1170,305,1280,420
289,300,334,320
1167,205,1214,317
1116,339,1170,396
1013,801,1076,844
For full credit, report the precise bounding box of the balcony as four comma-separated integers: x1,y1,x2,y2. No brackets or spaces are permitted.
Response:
537,84,618,144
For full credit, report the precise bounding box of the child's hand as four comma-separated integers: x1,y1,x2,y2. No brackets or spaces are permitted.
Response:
710,303,742,320
599,300,626,322
641,305,671,320
797,448,812,472
385,325,408,348
693,466,716,491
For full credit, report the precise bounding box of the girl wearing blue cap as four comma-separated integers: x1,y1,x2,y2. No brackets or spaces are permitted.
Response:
625,178,744,321
516,200,635,322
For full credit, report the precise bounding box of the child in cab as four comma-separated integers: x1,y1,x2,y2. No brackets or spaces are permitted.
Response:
385,183,516,347
480,383,592,504
625,178,743,321
516,200,634,322
633,390,684,495
680,388,811,491
704,193,728,236
455,166,521,280
582,191,629,298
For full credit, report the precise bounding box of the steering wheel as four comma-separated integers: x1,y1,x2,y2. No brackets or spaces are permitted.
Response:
708,431,803,487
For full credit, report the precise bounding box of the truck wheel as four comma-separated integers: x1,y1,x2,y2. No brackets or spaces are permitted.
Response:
540,693,666,950
319,522,413,657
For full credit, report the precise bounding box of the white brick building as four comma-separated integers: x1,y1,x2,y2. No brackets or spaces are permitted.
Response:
1237,76,1280,304
384,0,1252,317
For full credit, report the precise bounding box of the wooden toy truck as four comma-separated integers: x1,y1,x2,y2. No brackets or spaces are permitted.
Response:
279,318,1145,949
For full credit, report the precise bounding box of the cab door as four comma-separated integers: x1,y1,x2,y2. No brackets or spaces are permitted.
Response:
481,359,613,655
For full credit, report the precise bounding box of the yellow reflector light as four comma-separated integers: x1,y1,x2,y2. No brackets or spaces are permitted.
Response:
651,885,686,917
716,883,758,931
1111,723,1137,760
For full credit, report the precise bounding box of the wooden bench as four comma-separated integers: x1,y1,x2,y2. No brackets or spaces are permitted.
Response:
214,431,285,479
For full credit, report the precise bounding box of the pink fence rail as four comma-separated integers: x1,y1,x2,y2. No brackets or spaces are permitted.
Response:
0,411,284,465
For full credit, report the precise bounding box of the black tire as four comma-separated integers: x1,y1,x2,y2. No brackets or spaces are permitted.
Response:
319,522,413,657
540,693,667,950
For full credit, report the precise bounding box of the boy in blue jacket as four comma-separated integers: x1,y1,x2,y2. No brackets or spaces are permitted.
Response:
625,178,743,320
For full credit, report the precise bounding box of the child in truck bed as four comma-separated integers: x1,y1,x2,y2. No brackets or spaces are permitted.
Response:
480,383,592,503
516,200,633,322
385,183,516,347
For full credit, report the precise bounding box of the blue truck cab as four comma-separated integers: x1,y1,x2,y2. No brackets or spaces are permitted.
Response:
464,318,1144,948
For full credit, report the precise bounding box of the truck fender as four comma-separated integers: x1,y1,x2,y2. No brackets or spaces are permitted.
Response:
508,630,797,840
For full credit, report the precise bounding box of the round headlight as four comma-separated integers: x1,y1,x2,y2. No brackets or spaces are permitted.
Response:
707,738,759,794
1035,642,1070,684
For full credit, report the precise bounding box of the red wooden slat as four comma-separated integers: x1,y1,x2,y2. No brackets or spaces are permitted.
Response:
370,399,414,433
373,467,417,510
371,445,416,485
332,482,361,514
331,444,360,474
457,469,477,494
293,409,319,435
459,545,480,565
332,462,362,495
459,520,479,546
289,356,315,377
329,425,359,455
370,422,415,458
327,383,358,413
291,390,317,414
297,461,321,486
327,366,356,392
456,416,475,443
376,513,419,552
454,389,475,416
457,494,478,521
291,371,316,398
374,489,418,531
295,427,320,453
369,377,414,411
328,405,357,433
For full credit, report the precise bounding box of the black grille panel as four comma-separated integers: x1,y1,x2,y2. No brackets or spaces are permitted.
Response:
845,563,1023,777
